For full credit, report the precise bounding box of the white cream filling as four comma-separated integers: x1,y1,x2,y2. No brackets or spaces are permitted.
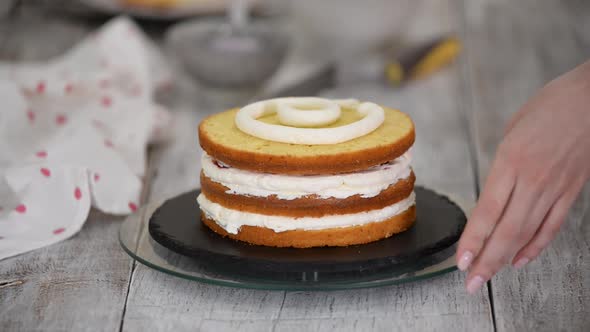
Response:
197,191,415,234
201,152,413,200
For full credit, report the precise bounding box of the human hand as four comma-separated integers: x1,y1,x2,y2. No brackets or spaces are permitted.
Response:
456,60,590,294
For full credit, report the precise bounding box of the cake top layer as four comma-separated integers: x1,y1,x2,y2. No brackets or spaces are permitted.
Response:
198,101,415,175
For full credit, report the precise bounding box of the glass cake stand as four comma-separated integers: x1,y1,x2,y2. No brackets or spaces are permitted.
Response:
119,188,466,291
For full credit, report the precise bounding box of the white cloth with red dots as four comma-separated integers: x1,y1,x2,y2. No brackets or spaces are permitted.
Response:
0,17,173,260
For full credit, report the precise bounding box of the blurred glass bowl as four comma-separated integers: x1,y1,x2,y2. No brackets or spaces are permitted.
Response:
166,18,289,107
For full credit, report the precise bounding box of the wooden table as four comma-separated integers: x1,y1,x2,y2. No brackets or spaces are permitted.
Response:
1,0,589,331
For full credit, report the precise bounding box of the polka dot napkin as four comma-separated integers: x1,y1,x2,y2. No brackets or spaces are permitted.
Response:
0,17,173,260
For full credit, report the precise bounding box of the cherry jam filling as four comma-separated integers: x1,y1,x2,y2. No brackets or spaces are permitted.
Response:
213,160,230,169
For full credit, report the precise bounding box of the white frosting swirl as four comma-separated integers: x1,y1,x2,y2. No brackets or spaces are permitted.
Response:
234,97,385,145
197,191,415,234
277,97,341,127
202,152,412,200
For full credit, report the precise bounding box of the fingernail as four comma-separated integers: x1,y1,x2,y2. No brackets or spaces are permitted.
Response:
466,275,485,294
457,251,474,271
513,257,530,269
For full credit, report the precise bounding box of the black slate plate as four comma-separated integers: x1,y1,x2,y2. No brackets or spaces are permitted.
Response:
149,186,466,273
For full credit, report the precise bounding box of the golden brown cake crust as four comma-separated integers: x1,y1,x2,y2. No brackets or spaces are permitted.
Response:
122,0,179,8
198,106,415,175
200,171,415,217
201,206,416,248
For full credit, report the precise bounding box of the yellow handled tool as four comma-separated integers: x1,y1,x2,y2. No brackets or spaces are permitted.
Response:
385,36,462,85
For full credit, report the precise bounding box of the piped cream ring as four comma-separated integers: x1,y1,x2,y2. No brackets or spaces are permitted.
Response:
276,97,341,127
235,98,385,145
